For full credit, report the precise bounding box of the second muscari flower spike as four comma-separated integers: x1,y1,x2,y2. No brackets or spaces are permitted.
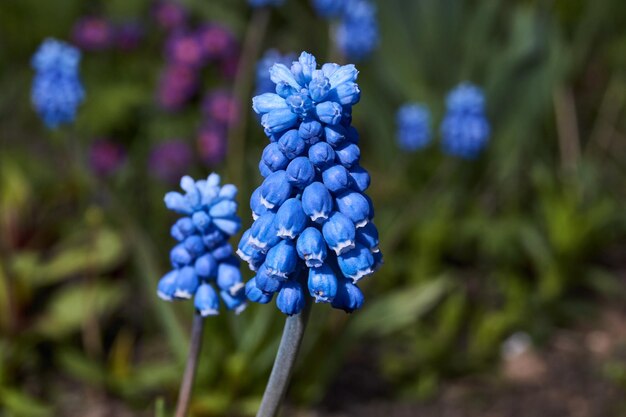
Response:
238,51,382,316
440,82,491,159
157,173,247,315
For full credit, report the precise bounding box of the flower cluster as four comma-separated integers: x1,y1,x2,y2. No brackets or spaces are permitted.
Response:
256,50,295,95
31,39,85,129
238,52,382,315
396,103,431,152
158,174,246,315
311,0,378,61
71,16,143,52
440,83,490,159
155,1,239,111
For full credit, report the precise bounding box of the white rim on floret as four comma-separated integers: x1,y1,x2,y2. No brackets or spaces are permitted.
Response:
174,289,193,299
157,291,173,301
199,307,219,317
229,282,245,295
350,267,374,283
333,240,356,256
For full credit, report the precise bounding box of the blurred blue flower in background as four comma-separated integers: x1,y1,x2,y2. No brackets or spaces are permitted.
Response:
158,174,246,315
239,52,382,315
396,103,431,151
311,0,347,18
256,49,295,95
334,0,379,61
249,0,285,7
441,83,490,159
31,38,85,128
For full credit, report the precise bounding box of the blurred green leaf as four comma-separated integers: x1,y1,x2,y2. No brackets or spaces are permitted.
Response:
0,388,53,417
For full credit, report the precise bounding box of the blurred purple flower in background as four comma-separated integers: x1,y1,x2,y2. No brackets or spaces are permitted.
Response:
149,140,193,183
202,90,239,127
197,123,227,166
197,24,236,61
89,140,126,176
157,65,198,110
166,30,205,68
153,1,187,31
219,53,240,79
115,22,144,51
72,16,113,51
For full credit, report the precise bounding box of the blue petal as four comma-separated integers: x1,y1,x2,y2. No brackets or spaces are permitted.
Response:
322,164,351,194
262,143,289,171
335,143,360,168
349,166,370,192
322,211,356,255
245,277,274,304
264,240,298,279
164,191,193,214
252,93,288,114
315,101,342,125
278,129,306,159
308,141,336,169
209,200,238,218
296,227,327,267
157,270,178,301
331,279,364,313
216,260,244,295
301,182,333,222
337,243,374,282
276,280,305,315
248,212,281,251
269,63,301,90
194,283,220,316
308,264,339,303
286,156,316,188
261,108,299,134
327,64,358,88
259,171,292,209
274,198,308,239
336,191,370,227
174,266,199,299
195,253,218,279
213,216,241,236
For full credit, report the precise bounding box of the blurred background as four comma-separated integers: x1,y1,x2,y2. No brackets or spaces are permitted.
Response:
1,0,626,416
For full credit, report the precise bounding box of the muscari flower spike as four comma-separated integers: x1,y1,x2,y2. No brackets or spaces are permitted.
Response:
396,103,431,152
157,173,247,316
334,0,379,61
238,52,382,316
31,38,85,129
440,82,490,159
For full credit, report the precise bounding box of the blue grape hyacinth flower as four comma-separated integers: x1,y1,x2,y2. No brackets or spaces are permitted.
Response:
158,173,247,315
334,0,379,61
396,103,431,151
238,52,382,315
311,0,347,17
440,83,490,159
31,38,85,128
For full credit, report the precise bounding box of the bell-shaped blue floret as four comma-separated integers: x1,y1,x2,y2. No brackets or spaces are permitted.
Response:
322,164,351,194
308,71,331,102
264,240,298,279
356,222,379,252
194,283,220,316
308,264,338,303
202,226,225,250
286,93,313,116
296,227,327,267
262,142,289,171
212,216,241,237
349,166,370,192
286,157,316,188
315,101,342,125
299,119,323,144
302,182,333,222
252,92,288,114
255,265,283,293
216,260,244,295
164,191,193,214
337,243,374,282
308,142,336,170
335,143,360,168
336,191,370,228
190,211,211,234
291,52,317,85
171,244,193,268
220,290,247,314
278,129,305,159
275,82,297,99
259,160,273,177
324,125,347,148
327,64,358,88
321,62,340,79
262,108,299,134
276,280,305,315
331,279,364,313
211,242,233,260
269,63,301,90
237,230,266,271
245,277,274,304
174,266,199,299
250,188,272,219
275,198,308,239
183,235,206,257
259,170,292,209
171,217,195,241
195,253,218,279
248,212,281,251
329,82,360,106
322,212,356,255
157,270,178,301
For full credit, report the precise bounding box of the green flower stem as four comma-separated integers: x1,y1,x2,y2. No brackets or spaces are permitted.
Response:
174,313,206,417
256,299,312,417
227,8,271,189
